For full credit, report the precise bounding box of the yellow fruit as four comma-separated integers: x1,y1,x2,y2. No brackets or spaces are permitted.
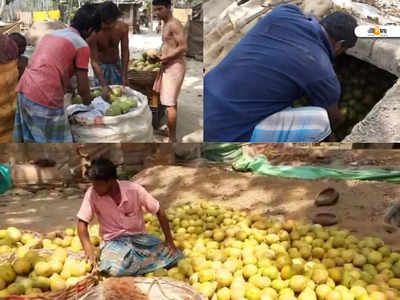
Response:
289,275,308,293
13,259,32,275
0,278,5,290
0,264,16,283
316,284,332,300
243,264,258,279
50,274,66,292
217,287,231,300
216,269,233,287
368,251,383,265
69,261,86,277
369,291,386,300
199,269,216,283
198,281,217,298
350,286,367,297
249,274,270,289
388,278,400,289
49,260,63,274
245,284,261,300
35,262,52,277
7,227,21,242
70,237,83,251
64,228,75,236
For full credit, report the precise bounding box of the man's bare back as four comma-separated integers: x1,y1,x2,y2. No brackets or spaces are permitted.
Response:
161,18,185,61
91,21,129,64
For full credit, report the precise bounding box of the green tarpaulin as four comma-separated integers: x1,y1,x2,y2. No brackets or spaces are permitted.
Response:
0,164,12,194
233,154,400,183
202,143,245,163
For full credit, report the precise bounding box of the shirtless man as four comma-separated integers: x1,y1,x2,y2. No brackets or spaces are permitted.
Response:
89,1,129,99
152,0,188,142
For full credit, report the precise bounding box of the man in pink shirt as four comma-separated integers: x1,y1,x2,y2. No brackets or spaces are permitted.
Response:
13,3,102,143
77,158,181,276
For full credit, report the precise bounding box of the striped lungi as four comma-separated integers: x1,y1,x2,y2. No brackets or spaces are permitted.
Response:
250,106,332,142
13,92,73,143
94,61,122,86
98,234,183,277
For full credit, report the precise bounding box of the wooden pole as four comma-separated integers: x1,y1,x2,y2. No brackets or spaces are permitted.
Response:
0,0,5,20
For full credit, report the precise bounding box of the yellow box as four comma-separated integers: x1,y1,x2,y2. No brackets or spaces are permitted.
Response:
33,11,48,22
49,10,61,20
33,10,60,22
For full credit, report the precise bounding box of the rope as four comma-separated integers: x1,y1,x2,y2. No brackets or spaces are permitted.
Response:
145,278,180,300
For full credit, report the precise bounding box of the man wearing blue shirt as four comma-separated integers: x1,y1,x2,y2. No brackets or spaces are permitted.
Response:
204,4,358,142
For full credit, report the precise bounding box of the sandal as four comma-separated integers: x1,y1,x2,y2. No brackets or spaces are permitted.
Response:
315,187,339,207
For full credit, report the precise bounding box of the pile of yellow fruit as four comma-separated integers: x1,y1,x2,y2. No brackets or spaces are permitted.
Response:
2,202,400,299
143,202,400,300
0,225,100,297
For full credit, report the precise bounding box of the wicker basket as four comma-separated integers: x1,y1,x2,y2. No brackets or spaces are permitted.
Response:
0,248,98,300
127,69,158,88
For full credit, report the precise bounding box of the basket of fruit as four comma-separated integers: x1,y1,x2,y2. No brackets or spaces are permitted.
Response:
0,226,101,299
128,49,162,87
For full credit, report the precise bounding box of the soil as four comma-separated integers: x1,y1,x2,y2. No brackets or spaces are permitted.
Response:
2,148,400,250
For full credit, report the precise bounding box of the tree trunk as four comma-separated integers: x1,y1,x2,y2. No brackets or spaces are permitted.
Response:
0,0,6,20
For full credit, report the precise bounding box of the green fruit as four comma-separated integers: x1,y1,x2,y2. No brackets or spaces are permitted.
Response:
111,87,122,97
7,282,25,295
72,95,83,104
368,251,383,265
105,105,122,116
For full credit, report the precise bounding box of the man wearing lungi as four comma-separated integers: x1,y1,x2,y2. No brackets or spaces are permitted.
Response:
204,4,358,142
152,0,188,143
13,4,101,143
89,1,129,98
77,158,182,277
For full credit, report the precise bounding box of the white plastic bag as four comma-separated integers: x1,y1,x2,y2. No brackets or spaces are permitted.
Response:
68,86,154,142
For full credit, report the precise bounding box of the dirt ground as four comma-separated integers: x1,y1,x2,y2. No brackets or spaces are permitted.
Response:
2,149,400,250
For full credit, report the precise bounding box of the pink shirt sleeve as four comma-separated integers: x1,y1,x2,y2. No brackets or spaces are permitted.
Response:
135,184,160,214
77,188,94,223
75,46,90,70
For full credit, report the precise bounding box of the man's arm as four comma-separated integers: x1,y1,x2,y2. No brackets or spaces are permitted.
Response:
77,219,97,266
326,104,345,130
88,34,111,100
325,104,346,141
120,23,130,86
75,70,92,105
156,208,178,255
160,21,188,63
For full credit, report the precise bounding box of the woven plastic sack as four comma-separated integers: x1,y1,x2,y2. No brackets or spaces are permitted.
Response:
67,86,153,143
78,277,206,300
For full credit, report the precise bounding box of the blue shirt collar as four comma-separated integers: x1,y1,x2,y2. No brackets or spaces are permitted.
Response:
309,17,335,62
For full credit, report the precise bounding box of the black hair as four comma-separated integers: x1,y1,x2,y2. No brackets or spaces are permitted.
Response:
320,11,358,48
152,0,172,8
71,3,101,34
97,1,123,23
88,158,117,181
8,32,26,44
